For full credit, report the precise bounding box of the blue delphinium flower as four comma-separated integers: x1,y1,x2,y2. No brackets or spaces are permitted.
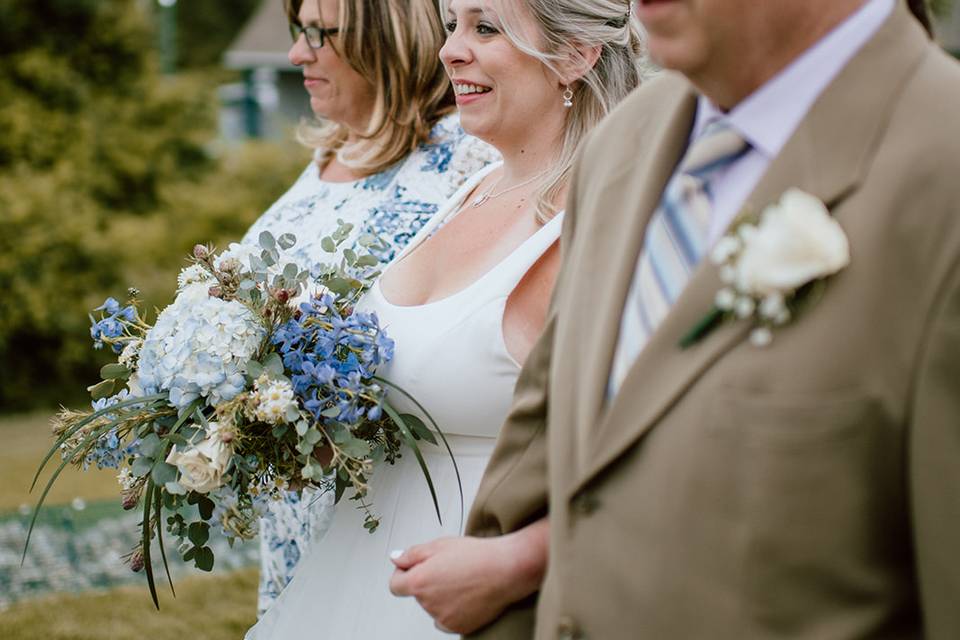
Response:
85,390,138,470
95,297,121,315
272,294,394,425
89,298,138,354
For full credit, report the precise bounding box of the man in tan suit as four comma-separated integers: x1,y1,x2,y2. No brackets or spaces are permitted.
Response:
390,0,960,637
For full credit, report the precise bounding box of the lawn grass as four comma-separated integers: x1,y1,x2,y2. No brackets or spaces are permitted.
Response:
0,411,121,514
0,568,258,639
1,411,260,638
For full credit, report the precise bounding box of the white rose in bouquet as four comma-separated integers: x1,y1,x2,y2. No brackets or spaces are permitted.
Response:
165,422,234,493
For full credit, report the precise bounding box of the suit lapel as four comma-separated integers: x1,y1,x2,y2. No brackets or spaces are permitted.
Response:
571,81,698,471
569,1,931,499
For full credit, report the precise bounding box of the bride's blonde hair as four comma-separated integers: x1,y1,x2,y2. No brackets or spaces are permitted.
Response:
439,0,648,223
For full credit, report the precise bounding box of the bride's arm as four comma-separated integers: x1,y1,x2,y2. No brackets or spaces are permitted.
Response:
388,517,549,634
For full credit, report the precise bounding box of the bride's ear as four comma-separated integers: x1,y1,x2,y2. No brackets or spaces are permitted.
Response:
556,42,602,86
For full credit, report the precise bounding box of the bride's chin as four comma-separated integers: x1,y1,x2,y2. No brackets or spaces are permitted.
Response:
458,118,497,146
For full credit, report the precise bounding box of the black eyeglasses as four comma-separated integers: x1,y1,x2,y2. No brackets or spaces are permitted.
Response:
289,23,339,49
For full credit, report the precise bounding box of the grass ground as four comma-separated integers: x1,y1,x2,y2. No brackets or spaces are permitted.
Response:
0,411,259,637
0,568,258,639
0,411,120,513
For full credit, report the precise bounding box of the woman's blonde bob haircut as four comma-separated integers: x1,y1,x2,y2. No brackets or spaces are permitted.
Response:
440,0,647,223
285,0,456,176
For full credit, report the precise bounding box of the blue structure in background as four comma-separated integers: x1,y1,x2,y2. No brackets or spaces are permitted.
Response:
222,0,312,141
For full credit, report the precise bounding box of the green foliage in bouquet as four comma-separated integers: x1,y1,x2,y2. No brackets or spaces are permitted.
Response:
25,229,459,609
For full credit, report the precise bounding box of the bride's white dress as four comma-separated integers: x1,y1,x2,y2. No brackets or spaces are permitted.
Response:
246,163,563,639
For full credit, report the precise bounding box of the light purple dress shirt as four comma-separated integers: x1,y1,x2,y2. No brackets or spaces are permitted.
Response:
696,0,896,244
609,0,895,395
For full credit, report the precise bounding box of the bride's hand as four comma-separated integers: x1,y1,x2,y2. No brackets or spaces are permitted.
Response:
388,518,549,634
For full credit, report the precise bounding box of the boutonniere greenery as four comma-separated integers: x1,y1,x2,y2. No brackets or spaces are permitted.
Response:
680,188,850,348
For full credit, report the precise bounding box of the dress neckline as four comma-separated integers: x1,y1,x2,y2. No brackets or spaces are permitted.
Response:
374,210,562,311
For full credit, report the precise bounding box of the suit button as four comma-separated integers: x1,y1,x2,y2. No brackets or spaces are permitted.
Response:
557,615,584,639
571,491,600,516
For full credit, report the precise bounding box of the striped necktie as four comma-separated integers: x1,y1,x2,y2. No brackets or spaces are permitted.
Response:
608,120,750,395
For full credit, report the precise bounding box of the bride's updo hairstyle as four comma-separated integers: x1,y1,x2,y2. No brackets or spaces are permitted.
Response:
450,0,646,223
286,0,455,175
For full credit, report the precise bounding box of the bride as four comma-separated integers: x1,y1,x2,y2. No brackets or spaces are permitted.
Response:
247,0,644,637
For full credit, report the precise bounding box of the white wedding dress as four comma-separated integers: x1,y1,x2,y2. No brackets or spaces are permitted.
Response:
246,163,563,639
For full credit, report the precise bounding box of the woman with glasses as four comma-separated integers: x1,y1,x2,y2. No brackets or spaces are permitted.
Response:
246,0,645,637
247,0,497,616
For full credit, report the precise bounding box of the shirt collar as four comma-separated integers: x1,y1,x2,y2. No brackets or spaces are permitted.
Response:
692,0,896,159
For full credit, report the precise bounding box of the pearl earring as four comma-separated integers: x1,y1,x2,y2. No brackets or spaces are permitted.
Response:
562,86,574,108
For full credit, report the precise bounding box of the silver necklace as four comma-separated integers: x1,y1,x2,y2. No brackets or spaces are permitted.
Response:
471,169,548,208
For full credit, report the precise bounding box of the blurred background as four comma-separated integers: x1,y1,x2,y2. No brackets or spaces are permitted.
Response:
0,1,958,638
0,0,313,637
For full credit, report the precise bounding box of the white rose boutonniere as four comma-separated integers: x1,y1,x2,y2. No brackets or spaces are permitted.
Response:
165,422,234,494
681,189,850,348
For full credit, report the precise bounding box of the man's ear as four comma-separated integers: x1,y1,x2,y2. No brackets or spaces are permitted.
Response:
556,43,602,85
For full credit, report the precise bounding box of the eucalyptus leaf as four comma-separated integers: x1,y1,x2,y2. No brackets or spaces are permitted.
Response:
263,352,284,377
283,262,298,281
356,255,380,268
132,456,155,478
195,546,215,572
100,363,131,380
188,522,210,546
165,481,187,495
138,433,162,458
278,233,297,250
339,436,371,459
151,462,178,486
246,360,264,380
320,237,336,253
325,277,353,296
87,379,116,400
259,231,276,251
197,496,215,520
303,428,323,447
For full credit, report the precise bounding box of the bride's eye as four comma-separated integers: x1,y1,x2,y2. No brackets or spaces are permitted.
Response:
476,22,499,35
444,20,457,34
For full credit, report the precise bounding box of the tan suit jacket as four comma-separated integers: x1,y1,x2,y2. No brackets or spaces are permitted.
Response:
467,4,960,639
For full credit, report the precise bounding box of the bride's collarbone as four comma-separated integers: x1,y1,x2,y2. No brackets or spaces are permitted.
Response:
381,195,539,307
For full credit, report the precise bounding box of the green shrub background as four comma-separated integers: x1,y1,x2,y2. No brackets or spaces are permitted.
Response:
0,0,309,412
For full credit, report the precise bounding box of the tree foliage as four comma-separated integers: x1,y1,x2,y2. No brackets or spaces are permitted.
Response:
164,0,264,70
0,0,307,411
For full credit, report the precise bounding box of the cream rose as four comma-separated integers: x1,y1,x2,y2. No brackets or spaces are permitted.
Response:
165,422,233,493
733,189,850,296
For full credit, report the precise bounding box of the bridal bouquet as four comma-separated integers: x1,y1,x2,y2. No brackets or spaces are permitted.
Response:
26,226,451,607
